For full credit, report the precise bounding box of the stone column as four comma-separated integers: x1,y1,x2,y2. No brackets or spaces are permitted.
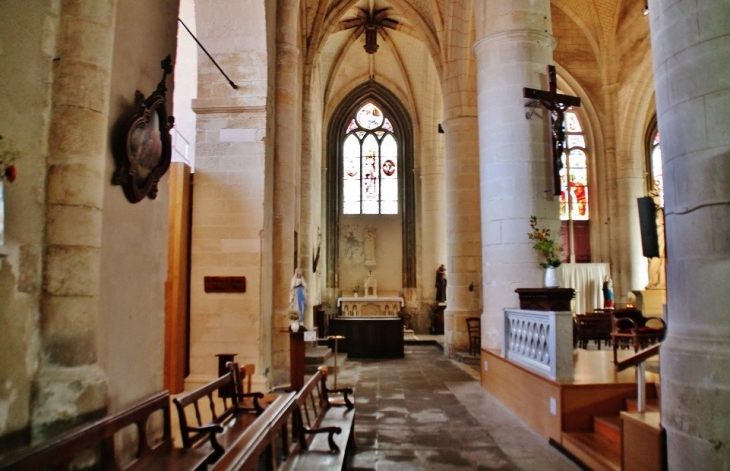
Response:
272,0,301,385
442,117,481,356
418,93,445,332
420,120,445,299
473,1,558,349
188,0,271,391
649,0,730,467
34,0,115,439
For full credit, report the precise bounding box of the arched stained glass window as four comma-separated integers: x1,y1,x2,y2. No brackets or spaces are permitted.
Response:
343,102,398,214
559,109,589,221
650,131,664,207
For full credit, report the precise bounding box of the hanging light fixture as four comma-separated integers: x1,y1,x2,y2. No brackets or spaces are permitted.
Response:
364,23,379,54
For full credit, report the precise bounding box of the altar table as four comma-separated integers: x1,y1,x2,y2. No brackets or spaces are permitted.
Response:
328,317,404,358
337,296,404,316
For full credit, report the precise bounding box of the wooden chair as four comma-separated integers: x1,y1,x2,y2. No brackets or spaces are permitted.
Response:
610,308,666,363
227,362,265,414
574,312,612,349
466,317,481,357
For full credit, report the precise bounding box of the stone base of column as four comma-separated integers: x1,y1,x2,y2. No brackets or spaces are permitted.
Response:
631,289,666,318
661,335,730,469
31,365,107,441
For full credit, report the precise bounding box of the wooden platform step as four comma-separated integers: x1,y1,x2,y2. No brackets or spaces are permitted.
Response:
593,415,621,443
625,398,660,412
562,431,621,471
621,411,666,471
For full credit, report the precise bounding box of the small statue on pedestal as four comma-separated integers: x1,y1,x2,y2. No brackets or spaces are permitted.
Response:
364,226,376,268
602,275,615,309
290,267,307,324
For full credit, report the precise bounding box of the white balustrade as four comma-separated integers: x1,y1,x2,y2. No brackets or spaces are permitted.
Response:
502,308,574,381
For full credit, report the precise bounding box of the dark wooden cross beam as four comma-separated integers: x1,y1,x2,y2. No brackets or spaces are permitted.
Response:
523,65,581,195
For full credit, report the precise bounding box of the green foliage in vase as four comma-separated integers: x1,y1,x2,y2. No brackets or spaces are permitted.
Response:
527,215,564,268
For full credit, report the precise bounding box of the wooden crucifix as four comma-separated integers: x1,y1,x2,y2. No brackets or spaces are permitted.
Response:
523,65,581,195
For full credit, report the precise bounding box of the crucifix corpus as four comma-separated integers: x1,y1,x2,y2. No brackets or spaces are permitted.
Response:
523,65,581,195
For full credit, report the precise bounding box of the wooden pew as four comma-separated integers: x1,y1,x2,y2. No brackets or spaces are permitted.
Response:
0,391,210,471
282,366,356,470
172,368,264,466
210,393,299,471
212,366,356,471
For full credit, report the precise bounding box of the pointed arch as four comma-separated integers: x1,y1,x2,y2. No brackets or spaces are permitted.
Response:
326,82,416,289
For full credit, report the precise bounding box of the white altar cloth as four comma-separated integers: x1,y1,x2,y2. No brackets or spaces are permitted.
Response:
337,296,404,317
557,263,610,314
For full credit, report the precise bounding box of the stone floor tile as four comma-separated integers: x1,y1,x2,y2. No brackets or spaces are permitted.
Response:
333,345,582,471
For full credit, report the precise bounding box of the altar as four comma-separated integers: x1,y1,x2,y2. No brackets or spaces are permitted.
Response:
337,296,404,316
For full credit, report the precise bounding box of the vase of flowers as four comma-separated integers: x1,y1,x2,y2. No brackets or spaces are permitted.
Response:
527,215,563,288
352,285,361,297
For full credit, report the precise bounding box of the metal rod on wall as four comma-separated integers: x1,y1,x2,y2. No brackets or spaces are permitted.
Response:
178,18,238,90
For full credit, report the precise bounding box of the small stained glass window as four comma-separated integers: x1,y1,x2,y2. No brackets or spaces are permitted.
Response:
343,102,398,215
650,132,663,207
559,109,589,221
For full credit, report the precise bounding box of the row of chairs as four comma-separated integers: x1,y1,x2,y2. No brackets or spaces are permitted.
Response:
574,308,666,363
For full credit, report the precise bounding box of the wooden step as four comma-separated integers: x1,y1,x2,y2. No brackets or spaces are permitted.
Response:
625,398,660,412
562,431,621,471
621,411,666,471
594,415,621,443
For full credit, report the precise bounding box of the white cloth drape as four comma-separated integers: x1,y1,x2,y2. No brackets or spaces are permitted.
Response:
557,263,610,314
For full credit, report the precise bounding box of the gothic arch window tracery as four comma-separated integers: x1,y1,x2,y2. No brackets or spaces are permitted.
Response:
342,102,399,215
326,83,416,289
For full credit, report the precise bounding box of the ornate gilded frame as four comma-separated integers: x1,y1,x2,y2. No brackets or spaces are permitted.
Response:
112,56,175,203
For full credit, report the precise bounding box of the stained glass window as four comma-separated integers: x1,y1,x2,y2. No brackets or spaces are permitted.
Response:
650,132,664,207
559,109,589,221
343,102,398,214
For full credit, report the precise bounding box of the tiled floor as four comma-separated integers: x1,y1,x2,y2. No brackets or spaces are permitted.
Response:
332,344,582,471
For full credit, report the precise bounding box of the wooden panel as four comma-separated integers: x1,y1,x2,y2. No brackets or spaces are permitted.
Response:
515,288,575,311
481,350,562,440
165,163,192,394
622,412,666,471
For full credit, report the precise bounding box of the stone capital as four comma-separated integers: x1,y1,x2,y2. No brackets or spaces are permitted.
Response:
472,30,555,57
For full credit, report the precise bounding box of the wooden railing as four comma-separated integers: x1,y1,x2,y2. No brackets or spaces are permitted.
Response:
617,343,661,412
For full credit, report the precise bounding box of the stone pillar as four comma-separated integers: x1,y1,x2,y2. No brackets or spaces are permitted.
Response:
419,120,445,310
188,1,271,391
442,117,481,356
272,0,301,386
473,1,558,350
649,1,730,467
34,0,114,439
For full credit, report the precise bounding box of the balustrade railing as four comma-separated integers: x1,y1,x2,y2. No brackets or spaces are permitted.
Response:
502,308,574,381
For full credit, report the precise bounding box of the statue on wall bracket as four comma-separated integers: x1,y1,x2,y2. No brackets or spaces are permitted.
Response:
364,226,376,268
112,55,175,203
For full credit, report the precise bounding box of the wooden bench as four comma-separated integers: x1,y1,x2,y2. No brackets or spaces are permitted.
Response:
210,392,299,470
211,366,356,471
172,365,265,466
283,366,356,470
0,391,211,471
